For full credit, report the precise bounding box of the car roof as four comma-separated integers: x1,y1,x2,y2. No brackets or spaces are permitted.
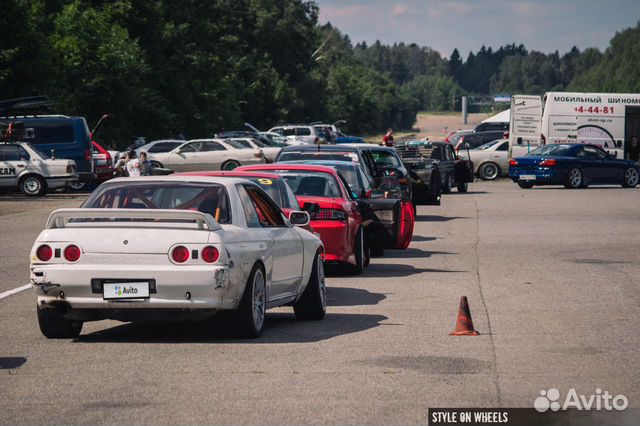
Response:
237,163,341,176
107,175,253,187
175,171,282,179
290,159,358,168
280,144,360,153
339,143,391,151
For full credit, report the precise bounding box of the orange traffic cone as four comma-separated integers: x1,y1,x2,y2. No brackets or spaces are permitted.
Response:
450,296,480,336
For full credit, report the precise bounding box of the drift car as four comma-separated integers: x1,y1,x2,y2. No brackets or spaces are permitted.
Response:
30,176,325,339
237,164,367,274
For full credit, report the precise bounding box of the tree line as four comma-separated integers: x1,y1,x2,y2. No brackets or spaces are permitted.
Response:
1,1,638,145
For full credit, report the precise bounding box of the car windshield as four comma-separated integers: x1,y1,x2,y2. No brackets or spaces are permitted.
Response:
527,145,571,157
278,151,359,163
475,140,501,150
82,182,231,223
241,177,283,206
272,170,342,198
370,151,401,167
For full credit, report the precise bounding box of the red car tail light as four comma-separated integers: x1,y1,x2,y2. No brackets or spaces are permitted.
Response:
171,246,190,263
85,148,92,161
509,159,518,166
312,209,347,220
539,159,557,167
64,245,81,262
36,245,53,262
201,246,219,263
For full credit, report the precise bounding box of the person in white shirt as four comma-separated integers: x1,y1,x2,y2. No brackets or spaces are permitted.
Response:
125,150,141,177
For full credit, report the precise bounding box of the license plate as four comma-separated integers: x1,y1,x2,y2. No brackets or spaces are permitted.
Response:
519,174,537,181
103,282,150,300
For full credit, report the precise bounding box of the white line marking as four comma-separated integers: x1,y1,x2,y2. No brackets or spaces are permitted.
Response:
0,284,32,300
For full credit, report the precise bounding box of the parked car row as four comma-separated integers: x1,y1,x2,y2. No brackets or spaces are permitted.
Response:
30,148,419,338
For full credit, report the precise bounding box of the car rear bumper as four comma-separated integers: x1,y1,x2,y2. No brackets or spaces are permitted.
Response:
509,167,562,183
31,264,238,320
45,174,79,189
311,220,353,264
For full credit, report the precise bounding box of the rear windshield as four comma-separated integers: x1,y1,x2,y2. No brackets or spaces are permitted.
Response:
82,182,231,223
271,170,342,198
278,151,359,163
223,139,251,149
527,145,571,157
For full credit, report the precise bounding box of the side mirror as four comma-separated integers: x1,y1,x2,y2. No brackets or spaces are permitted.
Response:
302,202,320,214
289,211,310,226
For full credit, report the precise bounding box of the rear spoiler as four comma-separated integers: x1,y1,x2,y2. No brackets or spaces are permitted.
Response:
45,208,221,231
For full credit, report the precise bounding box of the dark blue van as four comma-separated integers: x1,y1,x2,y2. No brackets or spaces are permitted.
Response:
0,116,94,183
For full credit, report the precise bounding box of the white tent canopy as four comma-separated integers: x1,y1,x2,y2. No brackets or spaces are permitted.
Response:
482,109,510,123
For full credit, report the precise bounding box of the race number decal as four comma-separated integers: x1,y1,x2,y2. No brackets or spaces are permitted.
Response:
257,178,273,185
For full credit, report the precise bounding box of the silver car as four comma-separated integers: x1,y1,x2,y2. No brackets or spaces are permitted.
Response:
468,139,509,180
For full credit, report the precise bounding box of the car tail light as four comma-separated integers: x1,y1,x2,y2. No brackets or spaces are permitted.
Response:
171,246,190,263
201,246,219,263
541,133,546,145
312,209,347,220
85,148,92,161
509,159,518,166
64,245,81,262
36,245,53,262
539,159,557,167
503,131,509,139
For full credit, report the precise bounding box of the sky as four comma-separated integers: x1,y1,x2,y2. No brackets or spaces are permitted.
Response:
316,0,640,59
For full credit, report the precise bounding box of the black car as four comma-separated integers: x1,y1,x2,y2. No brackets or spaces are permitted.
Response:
455,130,506,150
395,141,474,193
276,144,420,201
474,121,509,133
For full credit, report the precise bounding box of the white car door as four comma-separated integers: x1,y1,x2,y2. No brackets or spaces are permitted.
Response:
0,145,28,189
242,184,304,300
493,141,510,174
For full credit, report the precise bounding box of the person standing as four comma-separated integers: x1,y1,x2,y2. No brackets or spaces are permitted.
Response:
113,152,130,177
139,151,152,176
627,135,639,162
381,128,394,147
126,150,141,177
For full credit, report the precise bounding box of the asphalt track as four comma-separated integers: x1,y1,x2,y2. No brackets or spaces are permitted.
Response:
0,181,639,425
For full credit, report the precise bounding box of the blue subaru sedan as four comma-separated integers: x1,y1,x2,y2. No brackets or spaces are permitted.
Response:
509,144,640,189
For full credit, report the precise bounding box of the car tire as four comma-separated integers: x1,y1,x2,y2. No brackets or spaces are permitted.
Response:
478,162,500,181
348,227,365,275
151,161,163,168
517,181,534,189
221,160,240,171
37,306,83,339
622,167,639,188
457,181,468,193
564,168,583,189
442,173,452,194
20,175,46,196
232,263,266,338
293,250,326,321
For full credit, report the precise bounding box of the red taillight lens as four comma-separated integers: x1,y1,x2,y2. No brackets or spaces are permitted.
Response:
201,246,219,263
539,159,557,167
509,159,518,166
85,149,92,161
312,209,347,220
36,245,52,261
64,244,81,262
171,246,189,263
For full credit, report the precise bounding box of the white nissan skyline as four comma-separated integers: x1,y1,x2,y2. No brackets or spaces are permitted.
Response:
30,176,326,339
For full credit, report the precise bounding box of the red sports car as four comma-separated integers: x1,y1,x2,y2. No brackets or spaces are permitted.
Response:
237,164,366,274
176,170,315,233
